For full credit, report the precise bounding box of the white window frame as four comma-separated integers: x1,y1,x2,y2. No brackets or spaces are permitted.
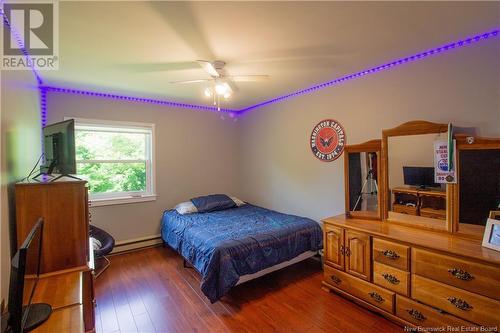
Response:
66,117,156,207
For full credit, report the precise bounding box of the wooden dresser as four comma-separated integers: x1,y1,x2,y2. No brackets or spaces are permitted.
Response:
326,121,500,330
322,216,500,328
15,179,95,332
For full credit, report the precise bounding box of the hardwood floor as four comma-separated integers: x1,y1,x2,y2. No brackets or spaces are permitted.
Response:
95,246,402,333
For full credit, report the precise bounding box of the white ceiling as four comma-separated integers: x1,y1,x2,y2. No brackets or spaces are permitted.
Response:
42,1,500,109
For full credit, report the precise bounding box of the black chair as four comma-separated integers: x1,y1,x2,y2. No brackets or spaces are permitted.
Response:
89,225,115,277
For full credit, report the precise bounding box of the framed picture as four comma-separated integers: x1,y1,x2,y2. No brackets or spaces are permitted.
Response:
482,211,500,252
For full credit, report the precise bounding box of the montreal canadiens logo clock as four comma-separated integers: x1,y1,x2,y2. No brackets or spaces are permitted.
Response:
310,119,346,162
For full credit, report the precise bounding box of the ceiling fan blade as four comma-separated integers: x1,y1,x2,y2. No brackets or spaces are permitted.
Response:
227,75,270,82
197,60,220,78
151,2,216,60
170,79,212,84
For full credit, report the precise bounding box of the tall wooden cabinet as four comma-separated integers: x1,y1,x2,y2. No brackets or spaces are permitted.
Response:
15,179,95,332
15,180,89,273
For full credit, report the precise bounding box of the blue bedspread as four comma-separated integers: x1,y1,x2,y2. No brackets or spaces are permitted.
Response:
161,204,323,302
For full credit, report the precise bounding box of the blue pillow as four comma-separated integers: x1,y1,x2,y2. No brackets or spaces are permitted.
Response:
190,194,236,213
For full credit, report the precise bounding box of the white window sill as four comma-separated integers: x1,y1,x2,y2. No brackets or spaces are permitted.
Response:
89,194,157,207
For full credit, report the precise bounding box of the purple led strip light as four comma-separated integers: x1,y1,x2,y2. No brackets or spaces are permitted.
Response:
238,28,500,113
38,86,238,113
40,88,48,127
2,16,497,116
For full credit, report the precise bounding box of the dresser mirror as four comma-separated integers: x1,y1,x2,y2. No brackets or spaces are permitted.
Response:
382,121,450,230
454,135,500,238
344,140,381,220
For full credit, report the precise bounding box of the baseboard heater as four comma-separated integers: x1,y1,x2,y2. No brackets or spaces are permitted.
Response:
110,234,163,254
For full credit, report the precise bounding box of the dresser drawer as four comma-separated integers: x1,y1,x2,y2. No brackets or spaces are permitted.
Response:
373,238,409,271
373,262,409,296
396,295,476,327
324,265,394,313
392,204,418,216
412,248,500,301
411,275,500,327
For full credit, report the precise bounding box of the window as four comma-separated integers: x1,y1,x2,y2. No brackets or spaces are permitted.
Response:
71,118,156,206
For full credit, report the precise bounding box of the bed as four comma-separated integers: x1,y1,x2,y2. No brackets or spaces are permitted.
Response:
161,203,323,303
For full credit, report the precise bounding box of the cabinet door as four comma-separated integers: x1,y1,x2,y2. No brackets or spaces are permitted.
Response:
324,224,344,270
345,230,371,281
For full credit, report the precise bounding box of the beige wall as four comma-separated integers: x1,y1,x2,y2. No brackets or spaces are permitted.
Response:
46,92,241,241
238,40,500,222
0,71,42,307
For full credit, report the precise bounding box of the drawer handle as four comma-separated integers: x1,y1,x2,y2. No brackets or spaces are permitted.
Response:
368,292,384,303
330,275,341,285
447,297,473,311
406,309,426,322
340,245,345,255
382,273,400,285
448,268,474,281
344,247,351,257
381,250,400,260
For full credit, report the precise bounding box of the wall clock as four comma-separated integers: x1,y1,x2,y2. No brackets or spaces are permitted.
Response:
310,119,346,162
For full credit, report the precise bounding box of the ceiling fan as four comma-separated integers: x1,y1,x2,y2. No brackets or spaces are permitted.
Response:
170,60,269,110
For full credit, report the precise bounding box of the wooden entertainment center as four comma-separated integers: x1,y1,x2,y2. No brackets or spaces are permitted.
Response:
322,121,500,329
392,187,446,220
15,179,95,333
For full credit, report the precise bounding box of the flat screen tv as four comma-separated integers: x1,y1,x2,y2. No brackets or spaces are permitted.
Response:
403,166,439,189
38,119,76,180
7,219,52,333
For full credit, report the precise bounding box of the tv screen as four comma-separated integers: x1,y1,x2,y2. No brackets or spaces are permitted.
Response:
8,219,51,333
403,166,439,189
40,119,76,175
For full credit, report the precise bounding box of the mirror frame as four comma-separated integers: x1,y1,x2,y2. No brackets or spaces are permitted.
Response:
381,120,452,231
344,140,382,220
452,134,500,239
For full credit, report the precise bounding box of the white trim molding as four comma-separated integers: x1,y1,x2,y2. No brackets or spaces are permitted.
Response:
90,194,157,207
64,117,157,205
110,234,163,254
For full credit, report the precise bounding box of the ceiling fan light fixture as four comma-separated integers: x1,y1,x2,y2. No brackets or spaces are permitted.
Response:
204,87,213,97
215,83,228,95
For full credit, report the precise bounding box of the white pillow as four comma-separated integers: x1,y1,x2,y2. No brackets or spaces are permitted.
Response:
175,201,198,215
230,196,246,207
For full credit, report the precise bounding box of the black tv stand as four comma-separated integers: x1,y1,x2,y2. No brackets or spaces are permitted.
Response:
22,303,52,332
1,303,52,333
31,159,81,182
32,173,82,182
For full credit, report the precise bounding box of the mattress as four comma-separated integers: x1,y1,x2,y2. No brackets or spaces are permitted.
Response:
161,204,323,302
